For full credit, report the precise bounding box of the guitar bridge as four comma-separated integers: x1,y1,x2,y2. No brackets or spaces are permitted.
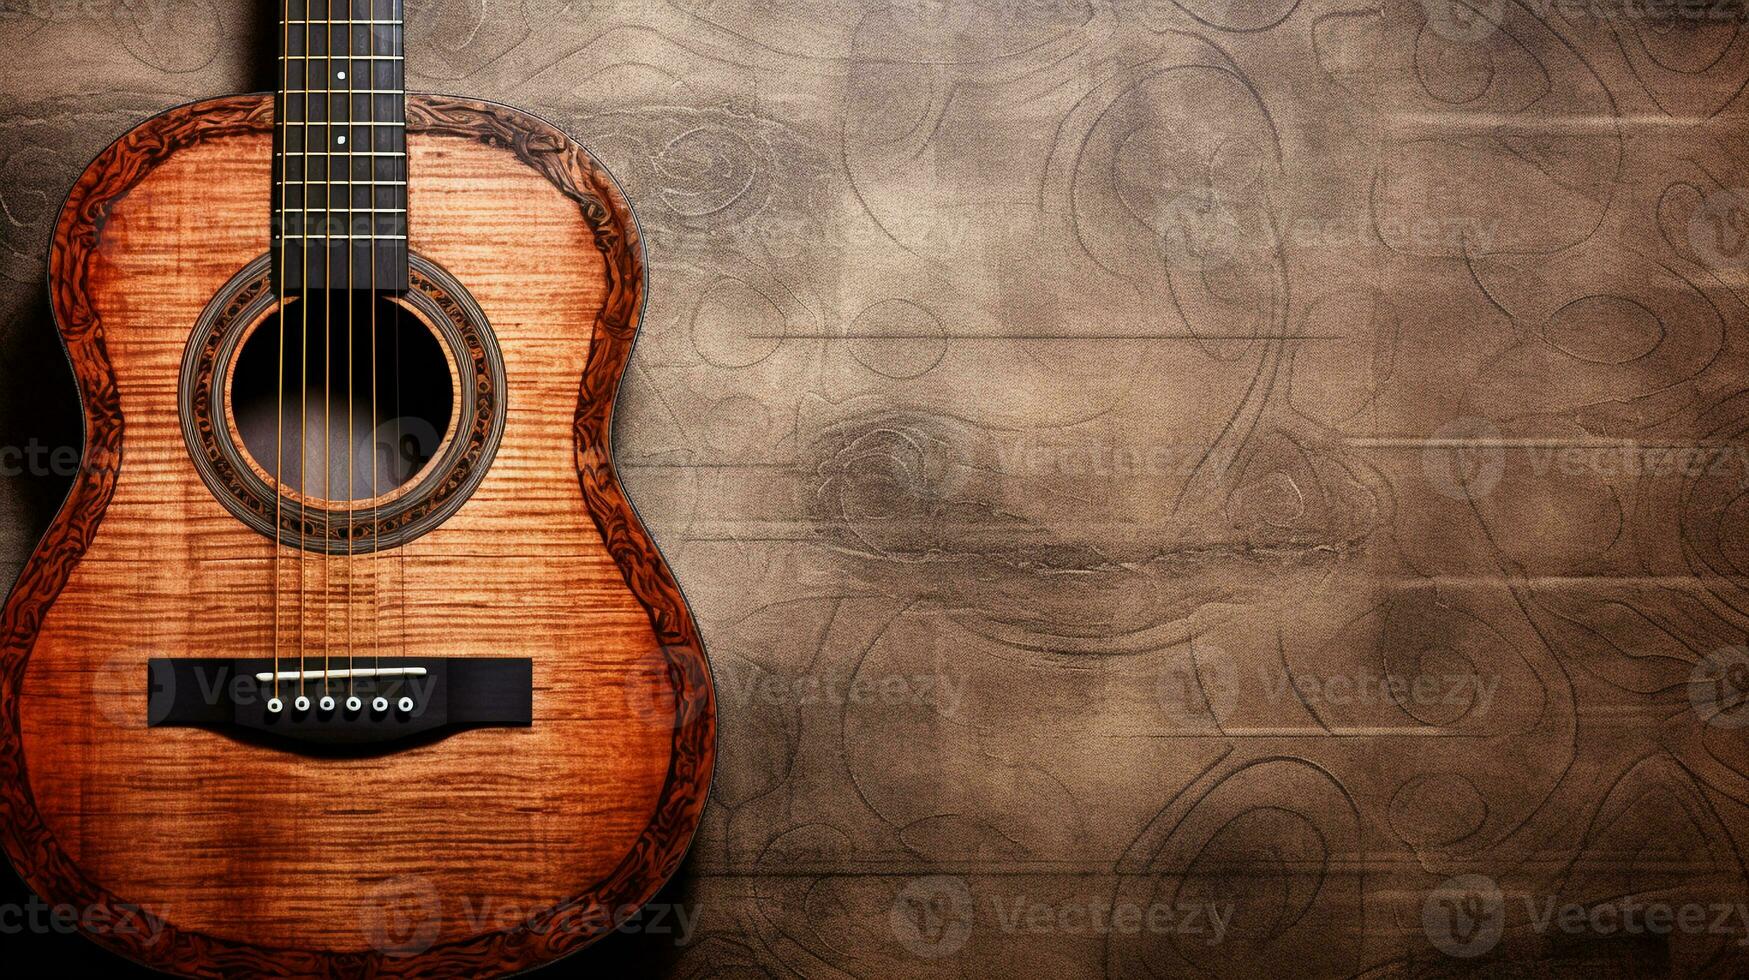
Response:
146,657,532,754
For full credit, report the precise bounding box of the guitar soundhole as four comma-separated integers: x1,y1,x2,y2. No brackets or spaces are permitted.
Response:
181,252,506,554
228,292,456,505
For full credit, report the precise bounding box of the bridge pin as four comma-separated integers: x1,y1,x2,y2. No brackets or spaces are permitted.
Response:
319,696,336,711
372,696,389,712
397,696,415,712
346,696,362,711
266,697,284,714
294,696,311,712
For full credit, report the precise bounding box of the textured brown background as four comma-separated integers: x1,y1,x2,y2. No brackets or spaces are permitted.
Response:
6,0,1749,976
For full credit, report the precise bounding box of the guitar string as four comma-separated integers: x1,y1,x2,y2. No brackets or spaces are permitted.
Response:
297,0,311,706
398,0,404,682
370,0,382,692
344,0,355,703
273,0,290,708
393,0,404,680
322,0,335,704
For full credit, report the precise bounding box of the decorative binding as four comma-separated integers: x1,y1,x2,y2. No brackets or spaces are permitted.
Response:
0,94,715,977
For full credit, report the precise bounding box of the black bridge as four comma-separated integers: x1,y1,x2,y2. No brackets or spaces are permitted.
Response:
147,657,532,754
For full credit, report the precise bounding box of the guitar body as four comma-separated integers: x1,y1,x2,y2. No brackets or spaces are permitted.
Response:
0,94,714,976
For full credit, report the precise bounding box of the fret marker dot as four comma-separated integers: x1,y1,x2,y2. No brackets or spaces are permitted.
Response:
337,135,347,144
337,70,346,79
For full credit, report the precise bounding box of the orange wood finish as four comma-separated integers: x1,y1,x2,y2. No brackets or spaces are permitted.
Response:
0,95,714,977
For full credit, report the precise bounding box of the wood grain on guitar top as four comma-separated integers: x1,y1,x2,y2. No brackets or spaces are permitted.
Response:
0,94,715,977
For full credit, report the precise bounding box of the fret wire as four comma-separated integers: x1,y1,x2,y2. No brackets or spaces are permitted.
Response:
278,234,410,240
286,1,404,9
288,2,406,10
285,2,403,13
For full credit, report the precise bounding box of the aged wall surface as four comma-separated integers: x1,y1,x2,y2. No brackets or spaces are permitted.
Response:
5,0,1749,976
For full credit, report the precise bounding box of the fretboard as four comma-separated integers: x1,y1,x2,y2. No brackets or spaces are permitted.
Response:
274,0,408,292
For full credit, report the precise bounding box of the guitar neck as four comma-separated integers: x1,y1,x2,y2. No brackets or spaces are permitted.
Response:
273,0,409,292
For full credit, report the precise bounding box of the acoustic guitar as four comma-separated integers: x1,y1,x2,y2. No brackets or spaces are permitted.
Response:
0,0,715,975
